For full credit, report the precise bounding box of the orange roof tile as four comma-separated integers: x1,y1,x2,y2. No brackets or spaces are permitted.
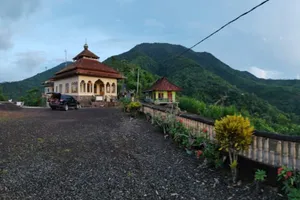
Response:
145,77,182,92
73,44,99,60
52,44,123,80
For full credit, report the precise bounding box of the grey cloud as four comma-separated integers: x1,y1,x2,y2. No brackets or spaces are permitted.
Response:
0,50,46,82
0,29,13,50
14,51,47,72
0,0,41,21
0,0,41,51
248,66,281,79
229,0,300,68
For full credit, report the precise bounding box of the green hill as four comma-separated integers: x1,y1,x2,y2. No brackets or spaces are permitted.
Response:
104,42,300,134
109,42,300,116
0,62,72,100
1,42,300,134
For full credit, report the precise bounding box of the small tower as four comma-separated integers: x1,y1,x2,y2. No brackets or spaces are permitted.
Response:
72,41,99,61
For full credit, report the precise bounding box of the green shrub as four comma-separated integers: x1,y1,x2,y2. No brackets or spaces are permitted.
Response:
120,97,131,111
127,101,141,110
127,101,142,117
255,169,267,182
202,140,223,168
169,120,190,145
179,96,206,115
0,88,6,101
20,88,42,106
179,96,238,120
152,114,175,134
215,115,254,183
277,166,300,199
178,96,300,135
151,108,224,169
254,169,267,192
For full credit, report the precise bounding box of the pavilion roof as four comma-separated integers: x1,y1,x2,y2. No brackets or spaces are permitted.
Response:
144,77,182,92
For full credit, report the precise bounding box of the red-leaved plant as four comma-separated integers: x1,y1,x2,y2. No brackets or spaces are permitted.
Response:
277,166,300,199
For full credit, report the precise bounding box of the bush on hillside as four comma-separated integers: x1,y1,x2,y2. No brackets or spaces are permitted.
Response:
0,88,6,101
178,96,300,135
179,96,238,120
20,88,42,106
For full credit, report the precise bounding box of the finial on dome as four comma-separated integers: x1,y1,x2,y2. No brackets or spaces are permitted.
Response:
84,38,88,50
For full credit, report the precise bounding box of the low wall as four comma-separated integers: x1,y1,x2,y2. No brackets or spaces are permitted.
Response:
141,103,300,170
91,101,119,107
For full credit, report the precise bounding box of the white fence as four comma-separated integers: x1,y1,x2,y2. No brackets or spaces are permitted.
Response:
142,104,300,170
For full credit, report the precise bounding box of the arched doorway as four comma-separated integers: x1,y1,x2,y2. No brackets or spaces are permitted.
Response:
94,79,104,96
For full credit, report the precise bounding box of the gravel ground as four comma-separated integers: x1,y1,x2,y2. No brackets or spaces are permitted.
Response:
0,102,22,111
0,108,284,200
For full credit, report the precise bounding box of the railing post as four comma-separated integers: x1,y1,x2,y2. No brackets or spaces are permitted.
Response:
276,141,282,166
290,142,296,170
283,141,289,167
258,137,263,162
297,146,300,169
252,136,257,161
248,137,253,159
270,150,275,166
143,104,300,170
208,125,213,141
263,138,269,164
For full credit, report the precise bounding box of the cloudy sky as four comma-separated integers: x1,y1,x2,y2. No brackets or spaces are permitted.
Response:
0,0,299,82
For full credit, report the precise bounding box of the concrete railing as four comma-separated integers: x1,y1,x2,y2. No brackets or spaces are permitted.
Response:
141,103,300,170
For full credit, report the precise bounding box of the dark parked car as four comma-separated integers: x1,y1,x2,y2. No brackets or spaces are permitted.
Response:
47,92,80,111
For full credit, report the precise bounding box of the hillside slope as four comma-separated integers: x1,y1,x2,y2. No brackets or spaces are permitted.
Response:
2,42,299,117
111,43,300,115
1,42,300,132
0,62,72,100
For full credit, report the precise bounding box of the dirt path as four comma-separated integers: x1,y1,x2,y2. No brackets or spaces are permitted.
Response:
0,108,281,200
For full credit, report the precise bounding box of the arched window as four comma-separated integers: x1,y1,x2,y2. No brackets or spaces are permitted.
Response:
80,80,86,93
87,81,92,93
106,83,110,93
71,82,78,93
111,83,116,93
65,83,69,93
59,84,63,93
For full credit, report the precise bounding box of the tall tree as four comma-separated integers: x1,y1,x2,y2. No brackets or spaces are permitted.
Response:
20,88,42,106
0,87,6,101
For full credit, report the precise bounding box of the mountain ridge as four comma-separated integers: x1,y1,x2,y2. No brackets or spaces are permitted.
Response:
0,62,72,100
1,42,300,116
108,42,300,115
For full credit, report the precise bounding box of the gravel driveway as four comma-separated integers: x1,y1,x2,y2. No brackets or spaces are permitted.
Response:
1,108,282,200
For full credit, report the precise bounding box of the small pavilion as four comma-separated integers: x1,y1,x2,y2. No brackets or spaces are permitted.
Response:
143,77,182,105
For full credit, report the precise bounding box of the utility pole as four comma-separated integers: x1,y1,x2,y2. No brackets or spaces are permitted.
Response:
136,68,140,97
64,49,67,66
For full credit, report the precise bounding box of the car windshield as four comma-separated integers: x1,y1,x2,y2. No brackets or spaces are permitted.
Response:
50,93,61,99
61,95,69,100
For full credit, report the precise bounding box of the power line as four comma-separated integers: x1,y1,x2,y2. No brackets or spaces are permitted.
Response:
161,0,270,64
